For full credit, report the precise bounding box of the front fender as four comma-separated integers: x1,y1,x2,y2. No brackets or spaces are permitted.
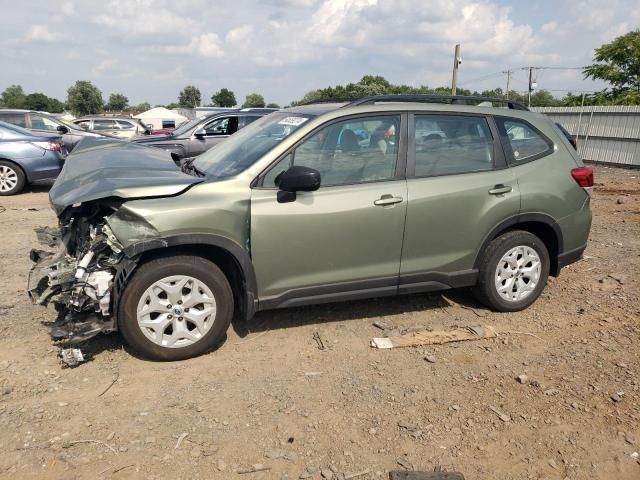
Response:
122,233,258,321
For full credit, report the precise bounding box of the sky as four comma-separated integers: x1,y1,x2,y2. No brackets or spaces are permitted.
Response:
1,0,638,107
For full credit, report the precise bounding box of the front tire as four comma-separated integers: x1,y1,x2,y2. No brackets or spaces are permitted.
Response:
0,161,26,196
118,255,234,361
474,230,550,312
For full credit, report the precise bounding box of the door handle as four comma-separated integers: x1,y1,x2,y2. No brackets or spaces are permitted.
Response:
488,184,512,195
374,195,403,206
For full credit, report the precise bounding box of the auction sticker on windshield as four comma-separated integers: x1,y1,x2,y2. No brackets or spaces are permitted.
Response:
278,117,309,127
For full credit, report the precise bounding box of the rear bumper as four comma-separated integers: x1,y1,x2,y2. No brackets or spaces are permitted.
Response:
26,151,64,182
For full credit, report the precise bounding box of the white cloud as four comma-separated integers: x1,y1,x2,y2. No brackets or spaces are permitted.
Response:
541,21,558,34
92,0,196,35
24,25,63,43
92,58,118,75
225,25,253,45
62,1,77,16
152,33,225,58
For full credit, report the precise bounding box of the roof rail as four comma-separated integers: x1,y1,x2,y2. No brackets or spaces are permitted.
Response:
298,97,355,106
344,95,529,110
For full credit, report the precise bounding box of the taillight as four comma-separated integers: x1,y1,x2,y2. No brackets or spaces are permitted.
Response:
571,167,594,195
31,141,62,151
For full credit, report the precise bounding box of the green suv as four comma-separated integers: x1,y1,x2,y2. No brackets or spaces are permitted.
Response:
28,95,593,361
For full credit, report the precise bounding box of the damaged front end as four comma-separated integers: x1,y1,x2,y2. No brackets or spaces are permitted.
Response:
28,202,131,350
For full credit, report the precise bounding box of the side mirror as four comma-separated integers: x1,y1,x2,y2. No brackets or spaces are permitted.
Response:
194,127,207,138
277,166,321,203
57,125,69,134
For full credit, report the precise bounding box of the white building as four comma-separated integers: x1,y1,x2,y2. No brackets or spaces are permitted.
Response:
133,107,188,130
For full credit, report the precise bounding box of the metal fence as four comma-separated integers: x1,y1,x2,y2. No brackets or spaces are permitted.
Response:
532,106,640,167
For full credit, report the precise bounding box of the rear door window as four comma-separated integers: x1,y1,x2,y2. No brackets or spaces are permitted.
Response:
0,112,27,128
116,120,135,130
413,114,494,177
239,116,261,129
496,117,553,164
93,119,119,130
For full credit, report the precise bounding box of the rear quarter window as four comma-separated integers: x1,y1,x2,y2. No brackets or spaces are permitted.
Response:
0,113,27,128
495,117,553,165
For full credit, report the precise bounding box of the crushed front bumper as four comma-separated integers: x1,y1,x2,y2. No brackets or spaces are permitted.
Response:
27,225,121,347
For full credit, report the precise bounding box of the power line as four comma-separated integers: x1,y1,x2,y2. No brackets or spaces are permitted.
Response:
458,71,505,86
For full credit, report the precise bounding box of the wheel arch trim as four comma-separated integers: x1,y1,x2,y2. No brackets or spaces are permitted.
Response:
473,213,563,274
123,234,258,320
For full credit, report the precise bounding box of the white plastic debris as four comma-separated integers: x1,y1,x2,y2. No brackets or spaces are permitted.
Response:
59,348,85,367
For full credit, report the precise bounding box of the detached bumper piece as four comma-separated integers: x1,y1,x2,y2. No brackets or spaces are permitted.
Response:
27,224,124,360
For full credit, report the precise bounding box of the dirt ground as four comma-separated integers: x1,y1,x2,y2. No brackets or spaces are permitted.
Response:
0,164,638,480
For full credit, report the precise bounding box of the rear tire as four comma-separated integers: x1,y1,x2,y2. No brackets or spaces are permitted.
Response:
118,255,234,361
0,161,26,196
473,230,549,312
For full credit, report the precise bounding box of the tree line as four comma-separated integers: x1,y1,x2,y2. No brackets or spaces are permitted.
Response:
0,82,279,116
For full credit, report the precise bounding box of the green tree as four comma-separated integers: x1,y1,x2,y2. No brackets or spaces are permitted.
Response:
24,92,51,111
126,102,151,113
211,88,236,107
266,102,280,108
67,80,103,116
178,85,201,108
0,84,26,108
47,98,65,113
242,93,266,108
107,93,129,111
584,29,640,104
165,102,181,110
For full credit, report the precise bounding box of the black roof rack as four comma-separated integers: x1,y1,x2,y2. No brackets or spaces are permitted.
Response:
344,95,529,110
298,97,355,106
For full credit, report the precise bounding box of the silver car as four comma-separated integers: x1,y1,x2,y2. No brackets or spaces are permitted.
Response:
73,117,150,139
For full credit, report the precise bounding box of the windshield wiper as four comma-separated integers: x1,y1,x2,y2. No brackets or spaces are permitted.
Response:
180,157,206,178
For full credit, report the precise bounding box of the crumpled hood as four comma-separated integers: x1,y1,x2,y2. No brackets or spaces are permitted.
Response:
49,136,203,214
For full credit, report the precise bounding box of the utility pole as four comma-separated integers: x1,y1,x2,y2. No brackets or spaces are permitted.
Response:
503,70,512,99
527,67,534,107
451,44,461,95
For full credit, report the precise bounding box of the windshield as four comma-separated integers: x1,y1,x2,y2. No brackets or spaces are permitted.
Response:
193,112,314,178
172,117,205,136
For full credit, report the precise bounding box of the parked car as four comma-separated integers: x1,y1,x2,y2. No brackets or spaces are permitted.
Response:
29,95,593,361
149,127,176,136
0,109,108,152
555,122,578,150
132,110,269,160
0,121,65,195
73,116,151,139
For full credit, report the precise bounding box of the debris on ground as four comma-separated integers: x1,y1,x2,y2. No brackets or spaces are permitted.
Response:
488,405,511,422
371,325,497,349
389,472,465,479
58,347,86,367
313,331,326,350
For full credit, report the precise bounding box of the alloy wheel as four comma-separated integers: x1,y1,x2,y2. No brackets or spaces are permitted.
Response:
494,245,542,302
136,275,217,348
